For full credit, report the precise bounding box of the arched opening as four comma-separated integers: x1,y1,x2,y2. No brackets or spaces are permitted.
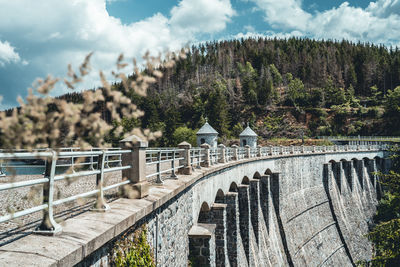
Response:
253,172,261,179
198,201,210,223
229,182,238,192
265,169,273,175
242,139,247,146
242,176,250,185
215,189,225,203
200,138,205,144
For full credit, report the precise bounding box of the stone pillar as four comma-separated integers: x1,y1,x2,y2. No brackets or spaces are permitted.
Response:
231,145,238,160
201,143,211,167
188,224,216,267
355,160,365,190
269,145,273,155
249,179,261,246
238,184,250,262
342,161,354,191
245,145,251,158
259,175,269,232
218,144,226,164
301,145,305,153
365,159,377,188
331,161,343,193
178,141,192,175
210,203,228,267
291,146,295,154
120,135,149,199
257,145,262,157
225,192,239,267
312,145,316,153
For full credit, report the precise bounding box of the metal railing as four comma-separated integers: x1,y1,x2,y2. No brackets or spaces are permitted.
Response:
145,148,184,183
319,136,400,142
0,149,131,233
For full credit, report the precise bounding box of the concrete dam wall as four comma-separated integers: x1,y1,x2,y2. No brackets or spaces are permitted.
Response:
0,149,387,266
81,150,386,266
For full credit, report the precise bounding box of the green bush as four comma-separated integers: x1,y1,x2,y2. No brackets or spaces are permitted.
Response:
111,226,155,267
172,126,197,147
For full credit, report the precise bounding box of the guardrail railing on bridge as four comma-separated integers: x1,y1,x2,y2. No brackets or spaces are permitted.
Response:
0,140,388,235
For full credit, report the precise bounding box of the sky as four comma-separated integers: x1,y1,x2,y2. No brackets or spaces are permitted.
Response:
1,0,400,109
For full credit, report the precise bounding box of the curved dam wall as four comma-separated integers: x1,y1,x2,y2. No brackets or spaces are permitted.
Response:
0,149,386,266
76,149,386,267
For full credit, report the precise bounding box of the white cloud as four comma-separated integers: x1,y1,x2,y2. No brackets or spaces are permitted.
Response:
0,40,21,66
250,0,311,31
0,0,235,104
170,0,236,35
250,0,400,46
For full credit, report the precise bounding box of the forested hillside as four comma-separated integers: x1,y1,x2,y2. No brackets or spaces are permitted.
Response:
33,38,400,146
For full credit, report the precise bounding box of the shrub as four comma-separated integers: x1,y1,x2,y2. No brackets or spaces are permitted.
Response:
111,226,155,267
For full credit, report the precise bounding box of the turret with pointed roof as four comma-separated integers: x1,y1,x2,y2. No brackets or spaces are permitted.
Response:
239,123,258,147
196,119,218,148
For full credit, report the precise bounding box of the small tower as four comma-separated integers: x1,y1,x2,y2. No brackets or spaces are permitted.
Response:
239,123,257,148
196,119,218,148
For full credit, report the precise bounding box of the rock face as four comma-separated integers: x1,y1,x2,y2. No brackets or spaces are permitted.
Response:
79,151,386,267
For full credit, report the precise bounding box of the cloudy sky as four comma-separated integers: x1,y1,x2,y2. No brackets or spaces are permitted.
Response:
1,0,400,109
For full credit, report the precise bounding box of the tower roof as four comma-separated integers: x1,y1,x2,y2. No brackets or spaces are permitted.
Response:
239,125,257,137
197,122,218,135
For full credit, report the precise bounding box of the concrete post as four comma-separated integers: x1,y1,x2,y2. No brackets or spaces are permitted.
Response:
259,175,270,232
280,145,284,155
269,145,273,155
225,192,239,266
210,203,228,267
290,146,295,154
301,145,305,153
312,145,316,153
238,184,250,262
249,179,261,247
178,141,192,175
188,224,216,267
245,145,251,158
120,135,149,199
201,143,211,167
218,144,226,164
342,161,354,191
331,161,343,193
257,145,262,157
231,145,238,160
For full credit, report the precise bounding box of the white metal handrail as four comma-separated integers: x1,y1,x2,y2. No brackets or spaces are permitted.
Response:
0,149,131,232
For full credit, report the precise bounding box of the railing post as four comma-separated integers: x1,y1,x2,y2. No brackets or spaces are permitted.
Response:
279,146,284,155
290,146,295,154
257,145,262,157
155,151,163,184
301,145,305,153
201,143,211,167
245,145,251,158
120,135,149,199
269,145,273,155
231,145,238,160
196,148,201,169
312,145,316,153
93,150,110,211
170,149,178,179
0,161,5,177
178,141,192,175
35,150,62,235
218,144,226,163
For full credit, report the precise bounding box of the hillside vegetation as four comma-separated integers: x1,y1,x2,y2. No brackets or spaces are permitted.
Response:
12,37,400,147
